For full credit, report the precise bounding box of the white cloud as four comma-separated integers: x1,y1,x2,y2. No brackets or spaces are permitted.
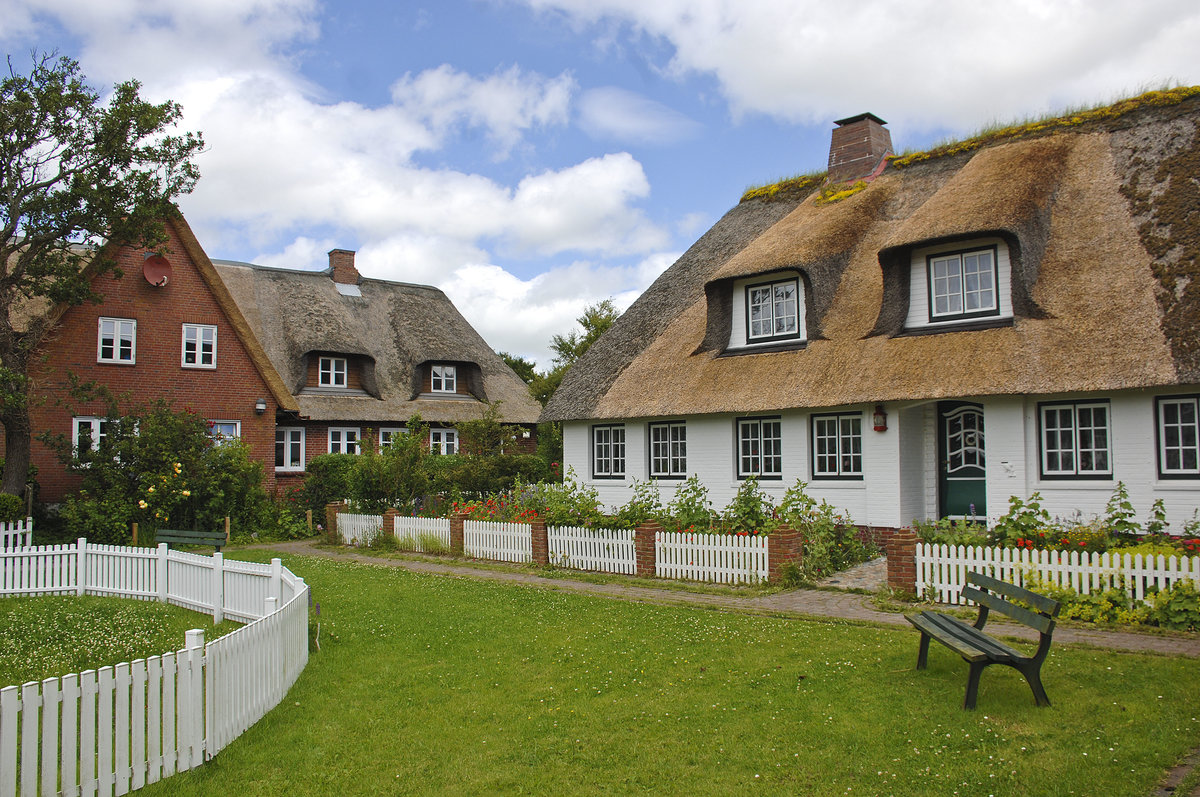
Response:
522,0,1200,134
577,86,700,144
390,64,576,157
252,236,336,271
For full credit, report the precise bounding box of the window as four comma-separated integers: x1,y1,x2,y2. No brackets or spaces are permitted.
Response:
811,413,863,478
276,427,305,471
328,427,360,454
649,421,687,478
737,417,782,479
592,424,626,479
72,416,112,460
208,420,240,446
1039,401,1111,478
430,428,458,455
431,364,457,393
1156,396,1199,478
319,357,347,387
927,247,998,322
98,318,136,364
379,427,407,448
746,278,800,343
182,324,217,368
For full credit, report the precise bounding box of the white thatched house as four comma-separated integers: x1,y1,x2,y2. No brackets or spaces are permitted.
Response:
542,92,1200,534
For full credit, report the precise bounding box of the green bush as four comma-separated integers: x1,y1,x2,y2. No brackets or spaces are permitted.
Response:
664,476,716,533
777,480,876,580
302,454,358,513
0,494,25,523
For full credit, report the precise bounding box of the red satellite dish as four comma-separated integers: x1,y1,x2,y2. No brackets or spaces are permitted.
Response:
143,255,172,287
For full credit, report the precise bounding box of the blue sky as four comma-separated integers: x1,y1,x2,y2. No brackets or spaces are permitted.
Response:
3,0,1199,365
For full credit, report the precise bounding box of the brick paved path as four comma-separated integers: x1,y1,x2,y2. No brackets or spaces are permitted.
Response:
263,540,1200,658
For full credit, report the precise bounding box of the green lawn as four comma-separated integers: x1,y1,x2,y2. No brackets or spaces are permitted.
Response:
74,553,1200,795
0,595,240,686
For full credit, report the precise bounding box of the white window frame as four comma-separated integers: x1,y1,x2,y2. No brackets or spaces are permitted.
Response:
1039,401,1112,478
276,427,305,471
648,421,687,478
746,278,801,343
379,427,407,448
431,364,457,393
737,417,782,480
182,324,217,369
592,424,626,479
811,413,863,479
319,357,348,387
328,427,360,455
97,317,136,364
1156,396,1199,478
926,246,1000,322
208,420,240,446
72,416,112,459
430,428,458,455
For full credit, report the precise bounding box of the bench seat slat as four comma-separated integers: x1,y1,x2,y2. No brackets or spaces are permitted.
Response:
906,612,1024,662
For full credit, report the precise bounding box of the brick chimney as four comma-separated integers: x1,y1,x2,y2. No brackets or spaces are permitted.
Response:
328,248,360,285
827,113,893,183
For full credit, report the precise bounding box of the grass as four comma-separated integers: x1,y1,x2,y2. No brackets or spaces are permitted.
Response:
127,551,1200,796
0,595,241,686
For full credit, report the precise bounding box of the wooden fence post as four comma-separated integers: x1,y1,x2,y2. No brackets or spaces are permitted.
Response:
306,509,313,533
767,523,801,582
325,502,344,544
183,629,206,770
634,520,660,578
132,522,138,547
530,517,549,565
887,527,919,595
270,558,283,604
76,538,87,597
211,552,225,625
157,543,169,603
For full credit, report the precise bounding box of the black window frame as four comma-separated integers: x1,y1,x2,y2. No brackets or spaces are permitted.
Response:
736,416,783,480
648,420,687,479
1155,394,1200,479
810,412,864,480
925,244,1000,324
1037,400,1112,480
744,277,802,344
592,424,626,480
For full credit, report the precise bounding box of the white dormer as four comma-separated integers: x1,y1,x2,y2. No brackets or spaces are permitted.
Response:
728,271,807,349
905,237,1013,330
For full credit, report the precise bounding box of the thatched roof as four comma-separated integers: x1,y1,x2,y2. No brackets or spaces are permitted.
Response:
214,261,541,425
543,93,1200,422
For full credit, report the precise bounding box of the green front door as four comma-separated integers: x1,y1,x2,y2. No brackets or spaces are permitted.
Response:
938,401,986,519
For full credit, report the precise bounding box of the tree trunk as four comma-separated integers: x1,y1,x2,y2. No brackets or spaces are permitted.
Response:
0,411,32,497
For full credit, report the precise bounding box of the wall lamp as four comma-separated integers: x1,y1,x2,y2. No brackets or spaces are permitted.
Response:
255,398,268,415
872,404,888,432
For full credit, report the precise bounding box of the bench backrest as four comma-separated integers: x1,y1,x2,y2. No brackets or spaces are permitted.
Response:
155,529,227,548
960,571,1060,634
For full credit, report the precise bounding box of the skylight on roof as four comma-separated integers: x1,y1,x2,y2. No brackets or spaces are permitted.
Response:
335,283,362,297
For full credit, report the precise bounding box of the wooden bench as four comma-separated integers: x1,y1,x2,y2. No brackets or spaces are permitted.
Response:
155,528,228,552
906,571,1060,710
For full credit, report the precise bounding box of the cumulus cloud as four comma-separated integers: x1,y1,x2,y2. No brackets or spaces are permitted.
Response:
578,86,701,144
522,0,1200,134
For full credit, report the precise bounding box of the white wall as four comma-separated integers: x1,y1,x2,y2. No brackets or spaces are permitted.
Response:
562,386,1200,532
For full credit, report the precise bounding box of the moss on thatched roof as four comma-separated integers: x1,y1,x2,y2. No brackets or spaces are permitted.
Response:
543,93,1200,423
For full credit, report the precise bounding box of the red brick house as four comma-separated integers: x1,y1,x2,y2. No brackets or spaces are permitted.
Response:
27,212,296,502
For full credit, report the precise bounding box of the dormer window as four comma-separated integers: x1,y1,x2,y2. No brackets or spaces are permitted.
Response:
319,356,347,387
929,246,998,322
747,278,800,342
431,364,457,393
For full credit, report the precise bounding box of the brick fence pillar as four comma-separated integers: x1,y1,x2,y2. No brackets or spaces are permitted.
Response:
325,501,345,544
886,526,918,594
381,508,399,544
530,517,549,565
767,523,802,582
634,520,660,578
450,512,467,556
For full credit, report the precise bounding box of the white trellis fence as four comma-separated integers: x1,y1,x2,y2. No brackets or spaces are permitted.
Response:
917,543,1200,605
336,512,384,546
0,518,31,551
393,517,451,552
464,520,532,563
656,531,769,585
0,540,309,796
547,526,636,574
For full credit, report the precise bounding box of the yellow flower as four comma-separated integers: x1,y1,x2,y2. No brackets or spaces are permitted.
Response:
181,490,191,497
147,486,155,493
138,500,148,509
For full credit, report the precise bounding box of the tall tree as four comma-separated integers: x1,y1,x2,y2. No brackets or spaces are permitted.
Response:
0,54,203,495
530,299,619,406
499,351,537,384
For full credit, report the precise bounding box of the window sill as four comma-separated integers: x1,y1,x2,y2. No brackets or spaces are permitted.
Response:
300,387,372,397
1034,479,1115,489
717,340,807,357
809,479,866,488
898,317,1014,337
182,364,217,370
97,360,136,366
1152,479,1200,489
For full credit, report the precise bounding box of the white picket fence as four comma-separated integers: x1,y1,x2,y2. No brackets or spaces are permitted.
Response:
0,518,31,551
464,520,532,563
917,542,1200,605
656,531,769,585
393,517,451,552
548,526,636,574
336,512,384,546
0,540,309,796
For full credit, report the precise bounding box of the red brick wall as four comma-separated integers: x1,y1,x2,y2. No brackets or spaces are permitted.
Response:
27,221,280,502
